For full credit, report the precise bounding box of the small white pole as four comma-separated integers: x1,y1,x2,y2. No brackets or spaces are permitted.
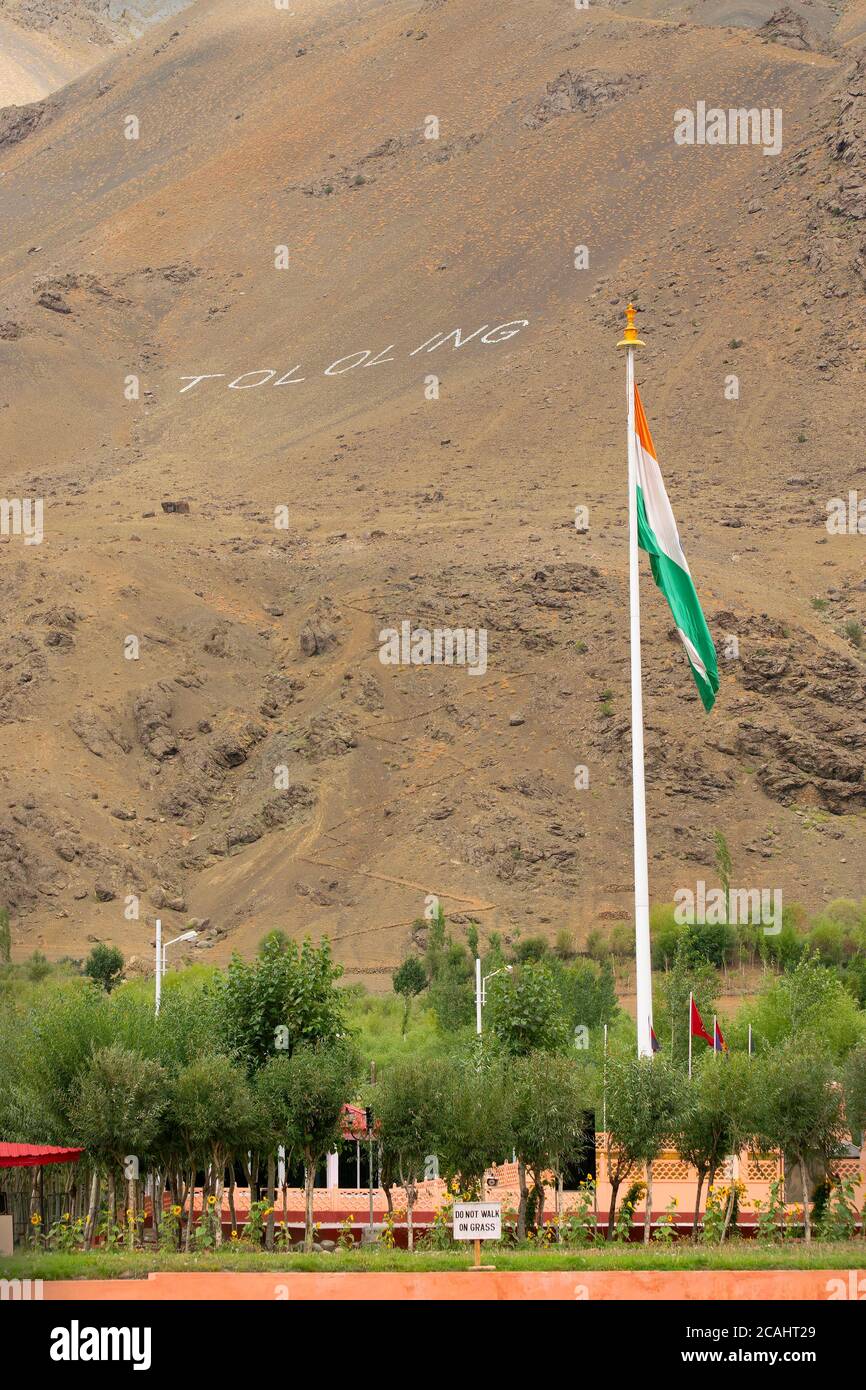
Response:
154,918,162,1017
748,1023,753,1057
688,991,693,1079
475,956,482,1036
602,1024,608,1133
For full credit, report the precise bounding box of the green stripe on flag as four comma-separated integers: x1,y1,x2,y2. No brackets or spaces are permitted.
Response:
636,485,719,712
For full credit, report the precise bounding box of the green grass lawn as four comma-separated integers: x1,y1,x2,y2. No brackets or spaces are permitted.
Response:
3,1242,866,1280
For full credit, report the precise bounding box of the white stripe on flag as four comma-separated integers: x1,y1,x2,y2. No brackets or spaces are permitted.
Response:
677,628,709,682
634,434,690,575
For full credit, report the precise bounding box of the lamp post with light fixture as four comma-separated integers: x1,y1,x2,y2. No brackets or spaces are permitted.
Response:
154,919,198,1016
474,959,513,1036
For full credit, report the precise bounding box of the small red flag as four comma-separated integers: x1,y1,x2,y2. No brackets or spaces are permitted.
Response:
714,1019,728,1053
690,997,714,1047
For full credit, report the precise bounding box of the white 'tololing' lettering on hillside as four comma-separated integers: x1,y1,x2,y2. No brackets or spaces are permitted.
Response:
176,317,530,395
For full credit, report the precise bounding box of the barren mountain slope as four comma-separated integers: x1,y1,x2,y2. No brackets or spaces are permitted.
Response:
0,0,864,983
0,0,192,104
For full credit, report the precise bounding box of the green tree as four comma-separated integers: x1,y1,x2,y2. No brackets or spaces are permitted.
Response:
554,929,576,961
715,1054,761,1242
376,1059,441,1250
423,901,447,979
752,1042,846,1243
1,985,112,1146
72,1043,166,1247
557,957,618,1036
257,1043,361,1251
513,935,549,964
209,935,346,1073
606,1055,688,1243
758,915,805,971
840,953,866,1009
428,939,474,1033
610,923,635,961
506,1052,596,1239
209,935,347,1244
484,932,505,970
485,964,569,1056
676,1055,738,1235
151,975,223,1074
650,903,683,971
25,950,50,983
585,928,610,963
84,943,125,993
433,1059,509,1197
258,928,291,955
169,1055,259,1248
678,921,735,969
392,956,428,1038
0,908,10,965
737,956,865,1061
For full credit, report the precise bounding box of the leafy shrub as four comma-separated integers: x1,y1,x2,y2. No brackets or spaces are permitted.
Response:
513,936,549,964
84,943,125,993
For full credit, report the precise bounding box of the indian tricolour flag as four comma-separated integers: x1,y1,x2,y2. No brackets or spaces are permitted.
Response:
633,385,719,712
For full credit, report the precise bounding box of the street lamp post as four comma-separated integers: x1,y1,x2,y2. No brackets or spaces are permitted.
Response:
154,918,198,1016
474,959,513,1036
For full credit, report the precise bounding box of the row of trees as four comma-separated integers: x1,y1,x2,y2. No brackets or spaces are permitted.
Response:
377,1051,593,1249
0,921,601,1251
392,904,618,1043
649,896,866,1000
17,1026,866,1252
0,937,356,1252
394,914,865,1071
386,924,866,1244
3,917,866,1251
605,1045,866,1244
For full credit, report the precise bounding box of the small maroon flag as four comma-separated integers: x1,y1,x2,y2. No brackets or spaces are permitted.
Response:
690,997,714,1047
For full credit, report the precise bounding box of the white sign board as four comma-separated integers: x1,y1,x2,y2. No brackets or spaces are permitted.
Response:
452,1203,501,1241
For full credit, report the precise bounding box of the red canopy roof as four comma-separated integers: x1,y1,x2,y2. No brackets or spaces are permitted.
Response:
340,1104,369,1142
0,1143,84,1169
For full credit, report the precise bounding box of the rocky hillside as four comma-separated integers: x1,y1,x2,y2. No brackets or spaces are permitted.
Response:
0,0,864,983
0,0,192,105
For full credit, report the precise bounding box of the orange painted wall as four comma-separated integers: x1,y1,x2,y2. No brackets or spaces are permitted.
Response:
42,1269,865,1301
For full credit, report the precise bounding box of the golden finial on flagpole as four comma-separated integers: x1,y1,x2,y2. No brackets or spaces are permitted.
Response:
617,302,645,349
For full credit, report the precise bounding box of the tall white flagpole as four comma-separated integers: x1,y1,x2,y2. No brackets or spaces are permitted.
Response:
618,304,652,1059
